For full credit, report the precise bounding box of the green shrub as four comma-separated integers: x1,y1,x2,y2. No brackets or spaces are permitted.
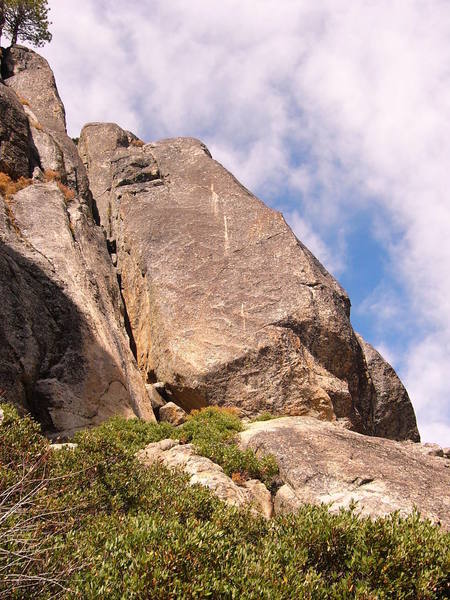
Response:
251,411,281,422
0,405,449,599
176,407,279,487
73,416,174,456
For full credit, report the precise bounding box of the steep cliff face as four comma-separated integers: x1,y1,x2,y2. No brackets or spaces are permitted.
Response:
0,45,420,442
79,125,419,440
0,48,154,435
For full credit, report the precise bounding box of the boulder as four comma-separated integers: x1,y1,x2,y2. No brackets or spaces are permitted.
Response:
0,407,4,425
79,124,419,440
137,440,273,517
0,82,30,178
419,443,444,458
239,417,449,527
242,479,273,519
0,180,154,435
159,402,187,426
3,46,90,201
145,383,166,415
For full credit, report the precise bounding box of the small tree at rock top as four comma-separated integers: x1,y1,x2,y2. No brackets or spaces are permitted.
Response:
2,0,51,48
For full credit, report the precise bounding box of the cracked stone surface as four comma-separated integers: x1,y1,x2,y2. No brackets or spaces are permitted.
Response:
239,417,449,527
80,124,419,440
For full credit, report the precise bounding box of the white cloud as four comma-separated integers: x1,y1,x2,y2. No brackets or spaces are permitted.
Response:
40,0,450,444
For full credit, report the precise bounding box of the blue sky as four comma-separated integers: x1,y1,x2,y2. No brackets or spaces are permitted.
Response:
36,0,450,445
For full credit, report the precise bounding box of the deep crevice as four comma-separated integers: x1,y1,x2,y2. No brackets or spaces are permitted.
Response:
116,272,137,361
0,47,11,80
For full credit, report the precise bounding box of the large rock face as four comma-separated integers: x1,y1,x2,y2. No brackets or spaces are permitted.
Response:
79,125,419,440
239,418,449,527
0,45,421,443
0,48,154,435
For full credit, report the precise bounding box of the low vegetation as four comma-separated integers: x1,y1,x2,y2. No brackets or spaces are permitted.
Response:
0,403,449,599
43,169,75,203
0,170,76,206
251,411,281,422
0,172,32,198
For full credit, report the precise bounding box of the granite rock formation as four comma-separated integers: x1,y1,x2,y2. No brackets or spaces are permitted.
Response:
79,125,419,440
239,417,449,527
3,46,91,201
0,45,422,444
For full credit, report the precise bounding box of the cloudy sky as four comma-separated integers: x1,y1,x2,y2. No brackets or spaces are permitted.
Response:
37,0,450,444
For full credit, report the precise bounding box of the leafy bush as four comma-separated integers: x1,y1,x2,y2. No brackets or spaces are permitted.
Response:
73,416,174,456
0,404,449,599
76,408,279,488
177,407,279,487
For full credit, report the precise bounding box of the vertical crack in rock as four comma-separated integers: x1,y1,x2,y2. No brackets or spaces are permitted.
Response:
116,272,138,361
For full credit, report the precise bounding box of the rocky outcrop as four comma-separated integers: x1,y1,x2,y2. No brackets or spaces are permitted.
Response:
0,45,422,444
79,124,419,440
137,439,273,518
239,418,449,527
3,46,90,201
357,335,420,441
0,48,154,435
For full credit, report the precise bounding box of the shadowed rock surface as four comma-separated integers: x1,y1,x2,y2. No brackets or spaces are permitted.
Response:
0,185,154,435
79,124,419,440
0,82,30,178
239,418,449,527
357,334,420,442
